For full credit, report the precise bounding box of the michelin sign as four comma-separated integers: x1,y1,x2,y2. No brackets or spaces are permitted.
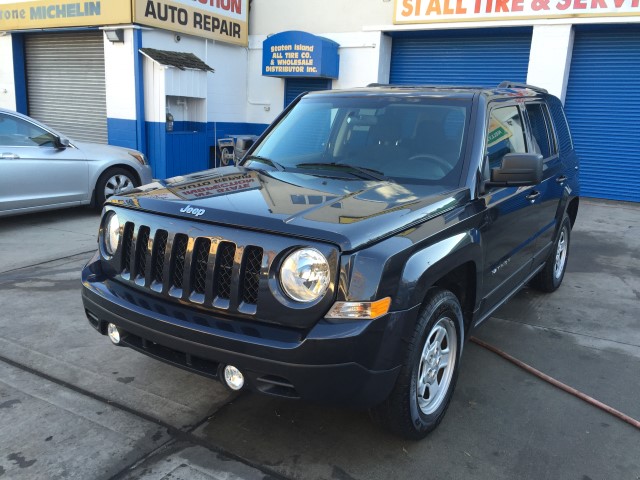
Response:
0,0,131,29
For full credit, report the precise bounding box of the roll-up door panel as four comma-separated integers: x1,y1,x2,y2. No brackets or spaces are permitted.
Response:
26,32,107,144
284,78,331,107
390,29,532,86
564,27,640,202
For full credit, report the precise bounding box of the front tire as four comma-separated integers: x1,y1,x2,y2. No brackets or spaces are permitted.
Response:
371,288,463,440
531,213,571,293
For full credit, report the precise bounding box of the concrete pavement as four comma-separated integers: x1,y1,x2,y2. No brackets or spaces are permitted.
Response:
0,201,638,479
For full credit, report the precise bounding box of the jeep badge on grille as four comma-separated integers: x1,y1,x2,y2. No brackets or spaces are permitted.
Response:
180,205,206,217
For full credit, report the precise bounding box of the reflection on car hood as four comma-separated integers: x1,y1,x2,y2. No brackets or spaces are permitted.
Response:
73,141,134,160
107,166,470,251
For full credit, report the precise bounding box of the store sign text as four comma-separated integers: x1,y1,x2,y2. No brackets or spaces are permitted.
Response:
1,1,99,21
262,31,339,78
394,0,640,22
265,44,319,75
134,0,248,46
0,0,130,29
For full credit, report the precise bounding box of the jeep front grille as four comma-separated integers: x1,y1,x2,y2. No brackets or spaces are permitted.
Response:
120,223,263,311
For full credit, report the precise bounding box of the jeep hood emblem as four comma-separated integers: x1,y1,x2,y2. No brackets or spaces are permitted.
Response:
180,205,205,217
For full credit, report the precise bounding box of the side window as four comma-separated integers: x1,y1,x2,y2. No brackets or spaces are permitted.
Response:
525,103,556,158
0,114,57,147
547,97,573,155
485,106,526,172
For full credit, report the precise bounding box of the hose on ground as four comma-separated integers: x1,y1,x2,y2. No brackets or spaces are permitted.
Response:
469,336,640,431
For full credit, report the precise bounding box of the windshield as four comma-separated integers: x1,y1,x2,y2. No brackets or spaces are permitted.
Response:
246,95,471,186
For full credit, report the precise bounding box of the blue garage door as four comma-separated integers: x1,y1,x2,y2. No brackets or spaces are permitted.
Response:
390,28,532,86
284,78,332,108
564,26,640,202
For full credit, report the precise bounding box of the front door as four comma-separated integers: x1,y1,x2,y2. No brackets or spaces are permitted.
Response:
478,104,541,317
0,113,88,213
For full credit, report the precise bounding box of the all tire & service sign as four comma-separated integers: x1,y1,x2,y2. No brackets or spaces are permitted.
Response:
394,0,640,22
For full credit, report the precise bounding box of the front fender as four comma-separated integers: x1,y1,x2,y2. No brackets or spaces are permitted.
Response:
397,231,481,310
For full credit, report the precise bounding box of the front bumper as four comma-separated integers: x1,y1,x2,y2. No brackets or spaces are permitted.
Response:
81,254,421,408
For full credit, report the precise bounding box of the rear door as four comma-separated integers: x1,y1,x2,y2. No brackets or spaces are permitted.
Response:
522,101,565,268
478,104,541,315
0,112,88,212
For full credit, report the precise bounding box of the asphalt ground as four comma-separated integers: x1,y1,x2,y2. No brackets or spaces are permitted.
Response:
0,199,638,480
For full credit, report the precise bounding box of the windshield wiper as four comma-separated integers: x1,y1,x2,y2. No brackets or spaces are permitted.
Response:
244,155,285,171
296,162,388,181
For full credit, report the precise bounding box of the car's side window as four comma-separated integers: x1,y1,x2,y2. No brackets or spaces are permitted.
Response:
525,103,557,159
484,105,527,178
0,114,57,147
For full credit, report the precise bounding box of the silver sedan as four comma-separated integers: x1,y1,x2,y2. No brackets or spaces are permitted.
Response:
0,108,153,217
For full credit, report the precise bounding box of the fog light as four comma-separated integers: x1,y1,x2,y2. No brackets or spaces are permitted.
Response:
223,365,244,390
107,323,121,345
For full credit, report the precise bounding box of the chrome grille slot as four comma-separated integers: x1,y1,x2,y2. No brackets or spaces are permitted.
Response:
121,222,134,277
214,242,236,300
190,238,211,303
151,230,168,291
134,226,150,286
241,246,263,305
171,234,188,292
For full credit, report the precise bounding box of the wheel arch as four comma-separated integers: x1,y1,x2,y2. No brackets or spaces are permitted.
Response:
397,231,482,341
566,196,579,229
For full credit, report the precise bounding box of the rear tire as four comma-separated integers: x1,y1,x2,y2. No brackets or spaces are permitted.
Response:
370,288,463,440
531,213,571,293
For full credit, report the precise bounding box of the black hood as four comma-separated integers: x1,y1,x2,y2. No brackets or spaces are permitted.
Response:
108,167,469,251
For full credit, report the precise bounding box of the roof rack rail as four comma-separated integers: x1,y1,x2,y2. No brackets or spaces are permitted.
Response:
498,81,548,94
366,83,488,89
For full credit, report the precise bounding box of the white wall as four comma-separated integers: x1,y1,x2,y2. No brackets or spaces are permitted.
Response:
143,29,207,60
207,40,248,123
249,0,393,35
103,28,137,120
165,68,208,98
330,32,387,90
142,28,247,124
0,34,16,111
527,25,574,102
247,39,279,125
143,57,166,123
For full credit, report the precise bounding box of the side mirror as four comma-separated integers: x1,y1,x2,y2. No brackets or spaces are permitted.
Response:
486,153,543,188
57,137,70,149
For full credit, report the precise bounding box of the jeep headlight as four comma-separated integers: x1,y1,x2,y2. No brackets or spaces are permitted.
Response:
279,248,330,302
102,211,120,257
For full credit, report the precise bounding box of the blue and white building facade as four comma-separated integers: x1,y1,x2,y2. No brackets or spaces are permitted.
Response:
1,0,639,201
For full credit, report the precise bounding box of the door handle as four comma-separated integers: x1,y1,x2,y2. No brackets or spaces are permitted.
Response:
1,153,19,159
556,175,567,184
526,191,541,202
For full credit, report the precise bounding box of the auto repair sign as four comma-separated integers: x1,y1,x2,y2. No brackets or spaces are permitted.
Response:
394,0,640,22
135,0,248,46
